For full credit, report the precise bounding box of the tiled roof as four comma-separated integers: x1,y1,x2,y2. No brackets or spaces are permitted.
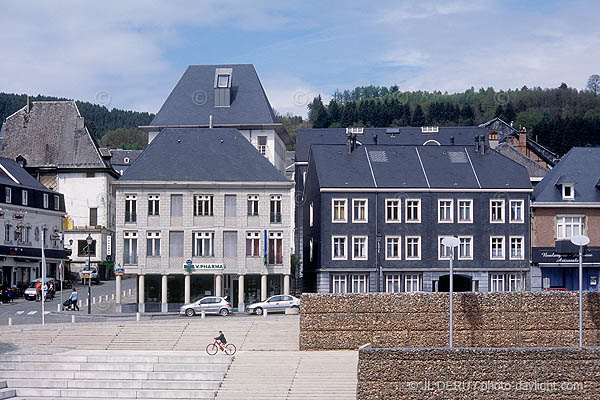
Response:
533,147,600,203
119,128,290,183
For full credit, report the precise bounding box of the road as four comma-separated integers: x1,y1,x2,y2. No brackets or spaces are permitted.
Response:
0,277,137,326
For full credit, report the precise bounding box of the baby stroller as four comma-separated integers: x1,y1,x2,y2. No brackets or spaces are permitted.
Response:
63,298,76,311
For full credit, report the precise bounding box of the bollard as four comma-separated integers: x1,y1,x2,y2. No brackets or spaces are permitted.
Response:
123,291,126,297
264,308,268,318
98,297,102,304
86,299,89,306
78,300,82,308
105,295,109,302
71,315,75,324
57,304,61,312
8,318,12,326
201,310,205,319
128,289,132,296
93,297,96,305
136,312,140,322
111,294,115,300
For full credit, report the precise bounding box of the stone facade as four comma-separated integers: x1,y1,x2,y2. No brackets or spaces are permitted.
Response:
357,346,600,399
299,292,600,350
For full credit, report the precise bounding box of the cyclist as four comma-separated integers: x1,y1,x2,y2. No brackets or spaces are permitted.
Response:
214,331,227,351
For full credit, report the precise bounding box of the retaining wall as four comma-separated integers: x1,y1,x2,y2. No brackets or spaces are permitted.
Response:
357,346,600,399
299,292,600,350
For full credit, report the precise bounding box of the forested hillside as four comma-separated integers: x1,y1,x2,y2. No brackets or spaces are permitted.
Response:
308,82,600,155
0,93,153,148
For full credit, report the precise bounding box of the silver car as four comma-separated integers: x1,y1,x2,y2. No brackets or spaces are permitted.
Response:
247,295,300,315
179,296,232,317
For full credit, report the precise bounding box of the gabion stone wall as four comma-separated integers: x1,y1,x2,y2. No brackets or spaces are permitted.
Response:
299,292,600,350
357,346,600,399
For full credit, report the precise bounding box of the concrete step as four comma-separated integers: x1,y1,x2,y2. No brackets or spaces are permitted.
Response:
14,388,216,399
6,379,221,391
0,387,15,400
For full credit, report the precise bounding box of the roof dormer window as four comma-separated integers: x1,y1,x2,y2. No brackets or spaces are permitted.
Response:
124,157,130,164
562,184,574,200
217,74,230,88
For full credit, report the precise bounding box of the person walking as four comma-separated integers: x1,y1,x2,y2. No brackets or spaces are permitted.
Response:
69,288,79,311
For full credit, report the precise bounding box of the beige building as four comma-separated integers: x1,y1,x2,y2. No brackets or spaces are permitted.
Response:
114,128,294,312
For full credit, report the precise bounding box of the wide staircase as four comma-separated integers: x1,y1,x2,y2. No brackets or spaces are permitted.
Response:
0,350,232,399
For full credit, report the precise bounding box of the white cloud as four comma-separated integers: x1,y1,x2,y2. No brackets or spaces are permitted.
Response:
261,74,326,118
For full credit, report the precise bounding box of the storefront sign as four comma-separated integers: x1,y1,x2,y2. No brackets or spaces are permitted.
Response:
182,263,224,271
532,247,600,264
106,235,112,256
62,216,74,230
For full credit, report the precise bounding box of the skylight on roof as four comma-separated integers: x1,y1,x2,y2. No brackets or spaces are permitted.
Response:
369,151,388,162
217,74,230,88
448,151,467,163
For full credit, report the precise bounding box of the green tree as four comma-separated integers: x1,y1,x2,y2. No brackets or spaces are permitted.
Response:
100,128,148,149
412,104,426,126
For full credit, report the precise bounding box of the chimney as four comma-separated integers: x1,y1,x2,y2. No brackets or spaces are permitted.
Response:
347,136,353,154
450,136,455,146
373,134,378,144
480,135,485,155
26,96,31,112
209,115,213,128
474,136,479,152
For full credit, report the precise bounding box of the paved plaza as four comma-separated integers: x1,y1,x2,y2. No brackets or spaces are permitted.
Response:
0,314,357,399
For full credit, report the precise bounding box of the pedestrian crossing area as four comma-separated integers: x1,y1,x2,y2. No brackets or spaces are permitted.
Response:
20,310,51,315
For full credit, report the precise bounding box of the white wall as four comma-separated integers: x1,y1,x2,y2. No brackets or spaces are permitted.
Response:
57,172,115,229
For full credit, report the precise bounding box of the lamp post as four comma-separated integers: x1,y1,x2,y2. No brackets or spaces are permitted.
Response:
570,234,590,348
442,236,460,349
86,234,93,315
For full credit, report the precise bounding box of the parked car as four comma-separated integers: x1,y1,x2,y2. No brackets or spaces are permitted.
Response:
79,266,99,285
23,278,54,301
247,295,300,315
179,296,232,317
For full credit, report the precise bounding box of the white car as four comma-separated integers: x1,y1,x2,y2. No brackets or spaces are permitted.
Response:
23,278,54,301
79,266,99,284
179,296,233,317
247,295,300,315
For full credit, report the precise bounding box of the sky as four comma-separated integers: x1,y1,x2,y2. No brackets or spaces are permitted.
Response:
0,0,598,117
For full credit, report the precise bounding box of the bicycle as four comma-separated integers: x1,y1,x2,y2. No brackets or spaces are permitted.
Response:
206,340,236,356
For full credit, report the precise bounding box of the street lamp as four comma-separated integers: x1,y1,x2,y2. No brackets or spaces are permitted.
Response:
442,236,460,349
570,234,590,348
86,234,93,315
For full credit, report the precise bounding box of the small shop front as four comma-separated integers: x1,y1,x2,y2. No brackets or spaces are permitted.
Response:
533,246,600,291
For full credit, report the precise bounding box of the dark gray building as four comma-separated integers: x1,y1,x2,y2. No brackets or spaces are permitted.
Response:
302,139,532,293
110,149,143,176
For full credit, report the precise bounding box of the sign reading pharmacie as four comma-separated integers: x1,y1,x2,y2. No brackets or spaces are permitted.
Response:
532,246,600,264
183,259,224,271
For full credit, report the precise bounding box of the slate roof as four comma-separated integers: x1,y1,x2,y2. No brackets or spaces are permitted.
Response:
119,128,289,183
309,144,531,190
494,142,549,179
296,127,489,162
532,147,600,203
0,157,58,192
150,64,277,126
0,101,113,171
110,149,143,166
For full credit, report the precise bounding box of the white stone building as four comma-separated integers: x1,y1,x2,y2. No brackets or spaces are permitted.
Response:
114,128,294,312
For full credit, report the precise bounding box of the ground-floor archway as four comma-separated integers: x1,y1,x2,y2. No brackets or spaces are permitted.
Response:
438,274,472,292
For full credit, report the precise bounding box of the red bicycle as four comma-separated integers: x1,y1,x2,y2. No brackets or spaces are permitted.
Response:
206,340,236,355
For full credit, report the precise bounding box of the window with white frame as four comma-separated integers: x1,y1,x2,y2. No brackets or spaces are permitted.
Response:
332,236,347,260
43,193,49,209
404,274,421,292
385,236,401,260
332,199,347,223
5,187,11,204
556,215,584,239
268,231,283,265
123,231,138,265
490,199,505,223
405,199,421,223
438,236,452,260
148,195,160,216
247,195,259,216
508,273,522,292
509,200,524,223
309,202,314,227
386,274,402,293
125,194,137,223
351,274,369,293
458,199,472,223
53,195,60,210
352,199,368,223
270,195,282,223
246,231,260,257
194,195,213,216
21,190,28,206
510,236,524,260
490,274,505,292
352,236,368,260
332,274,347,293
458,236,473,260
193,231,214,257
386,199,401,222
490,236,505,260
405,236,421,260
562,184,574,200
438,199,453,223
146,231,161,257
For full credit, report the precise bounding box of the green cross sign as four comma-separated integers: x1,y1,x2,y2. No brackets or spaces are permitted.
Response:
184,264,194,273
